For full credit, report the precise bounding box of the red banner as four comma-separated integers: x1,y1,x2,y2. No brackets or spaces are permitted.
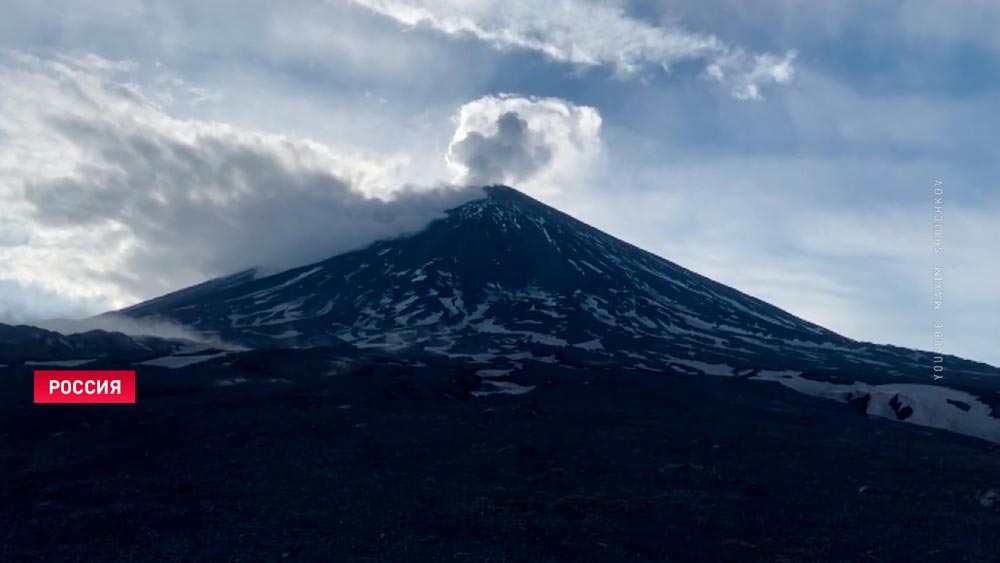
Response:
34,370,136,404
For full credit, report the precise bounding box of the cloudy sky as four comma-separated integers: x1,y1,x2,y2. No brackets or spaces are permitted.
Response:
1,0,997,365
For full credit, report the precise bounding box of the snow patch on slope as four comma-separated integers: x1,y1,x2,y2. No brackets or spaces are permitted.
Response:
472,380,536,397
752,370,1000,444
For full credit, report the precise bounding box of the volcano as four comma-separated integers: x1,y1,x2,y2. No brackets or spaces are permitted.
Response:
121,187,989,377
114,186,1000,438
7,187,1000,562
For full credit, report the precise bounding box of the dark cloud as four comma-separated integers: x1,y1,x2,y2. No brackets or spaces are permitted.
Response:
24,113,481,300
449,111,553,186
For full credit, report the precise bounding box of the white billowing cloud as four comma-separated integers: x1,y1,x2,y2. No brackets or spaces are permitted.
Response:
0,51,479,317
447,94,602,196
349,0,796,99
450,111,553,186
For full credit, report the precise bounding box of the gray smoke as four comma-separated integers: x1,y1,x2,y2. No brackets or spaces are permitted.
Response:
449,111,553,186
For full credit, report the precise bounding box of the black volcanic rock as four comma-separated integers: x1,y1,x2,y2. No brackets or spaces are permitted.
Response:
3,347,1000,562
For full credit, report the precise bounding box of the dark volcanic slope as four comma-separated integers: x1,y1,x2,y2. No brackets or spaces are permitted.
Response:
123,186,837,354
118,186,1000,442
121,187,995,380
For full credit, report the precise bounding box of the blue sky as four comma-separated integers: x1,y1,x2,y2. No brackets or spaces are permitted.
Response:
1,0,997,365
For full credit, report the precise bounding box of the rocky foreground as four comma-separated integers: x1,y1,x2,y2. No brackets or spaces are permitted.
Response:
2,350,999,562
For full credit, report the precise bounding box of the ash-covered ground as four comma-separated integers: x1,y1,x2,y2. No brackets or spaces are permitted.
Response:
3,350,1000,562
